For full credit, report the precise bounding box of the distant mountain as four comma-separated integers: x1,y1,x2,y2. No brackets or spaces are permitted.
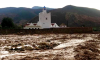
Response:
0,7,43,25
0,5,100,27
29,5,100,27
32,6,54,10
0,6,54,25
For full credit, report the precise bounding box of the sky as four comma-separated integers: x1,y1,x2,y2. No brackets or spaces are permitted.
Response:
0,0,100,10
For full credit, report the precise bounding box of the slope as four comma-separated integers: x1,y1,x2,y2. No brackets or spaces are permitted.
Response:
29,5,100,27
0,7,47,25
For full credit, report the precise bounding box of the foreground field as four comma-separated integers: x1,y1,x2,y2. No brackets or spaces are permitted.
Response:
0,34,100,60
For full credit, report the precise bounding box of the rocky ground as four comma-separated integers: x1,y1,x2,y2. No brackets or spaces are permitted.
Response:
0,34,100,60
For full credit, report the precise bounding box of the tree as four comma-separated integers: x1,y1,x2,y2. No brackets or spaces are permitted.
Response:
0,25,1,29
1,17,15,29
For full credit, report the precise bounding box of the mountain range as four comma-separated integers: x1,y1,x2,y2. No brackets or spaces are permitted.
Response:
0,5,100,27
0,6,54,25
32,6,54,10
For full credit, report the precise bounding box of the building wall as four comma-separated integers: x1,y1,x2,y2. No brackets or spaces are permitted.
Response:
24,7,59,29
51,23,59,28
24,26,42,29
0,27,93,34
38,10,51,28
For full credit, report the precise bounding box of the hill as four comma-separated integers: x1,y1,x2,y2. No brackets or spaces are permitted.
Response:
0,5,100,27
32,6,54,10
0,7,41,25
0,7,54,25
29,5,100,27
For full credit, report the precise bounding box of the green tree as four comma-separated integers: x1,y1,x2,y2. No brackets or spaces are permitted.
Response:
1,17,15,29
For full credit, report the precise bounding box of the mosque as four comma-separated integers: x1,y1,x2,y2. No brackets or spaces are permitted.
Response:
24,6,59,29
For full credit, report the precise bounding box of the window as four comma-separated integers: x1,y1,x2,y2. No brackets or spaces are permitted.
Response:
46,18,47,20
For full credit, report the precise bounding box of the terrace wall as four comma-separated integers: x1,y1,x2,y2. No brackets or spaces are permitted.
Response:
0,27,93,35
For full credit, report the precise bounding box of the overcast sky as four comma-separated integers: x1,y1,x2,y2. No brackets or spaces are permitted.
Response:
0,0,100,10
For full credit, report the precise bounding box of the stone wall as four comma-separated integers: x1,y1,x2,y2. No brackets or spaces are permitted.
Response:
0,27,93,35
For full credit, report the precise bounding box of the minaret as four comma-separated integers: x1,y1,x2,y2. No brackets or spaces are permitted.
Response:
43,6,46,13
37,6,51,29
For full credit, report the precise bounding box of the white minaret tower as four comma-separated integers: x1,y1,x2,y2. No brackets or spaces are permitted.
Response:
37,6,51,29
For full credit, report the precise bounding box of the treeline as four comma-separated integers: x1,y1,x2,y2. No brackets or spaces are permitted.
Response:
0,17,23,29
93,27,100,31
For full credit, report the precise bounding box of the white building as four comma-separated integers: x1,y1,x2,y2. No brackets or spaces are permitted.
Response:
24,6,59,29
51,23,59,28
23,23,41,29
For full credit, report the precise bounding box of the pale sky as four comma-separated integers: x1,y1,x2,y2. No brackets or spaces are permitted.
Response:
0,0,100,10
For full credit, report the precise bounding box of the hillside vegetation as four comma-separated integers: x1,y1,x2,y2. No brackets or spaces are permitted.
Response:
0,7,42,25
0,5,100,27
51,5,100,27
30,5,100,27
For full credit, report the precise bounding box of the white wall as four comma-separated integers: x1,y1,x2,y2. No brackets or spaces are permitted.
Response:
24,26,42,29
23,23,42,29
38,10,51,28
51,23,59,28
